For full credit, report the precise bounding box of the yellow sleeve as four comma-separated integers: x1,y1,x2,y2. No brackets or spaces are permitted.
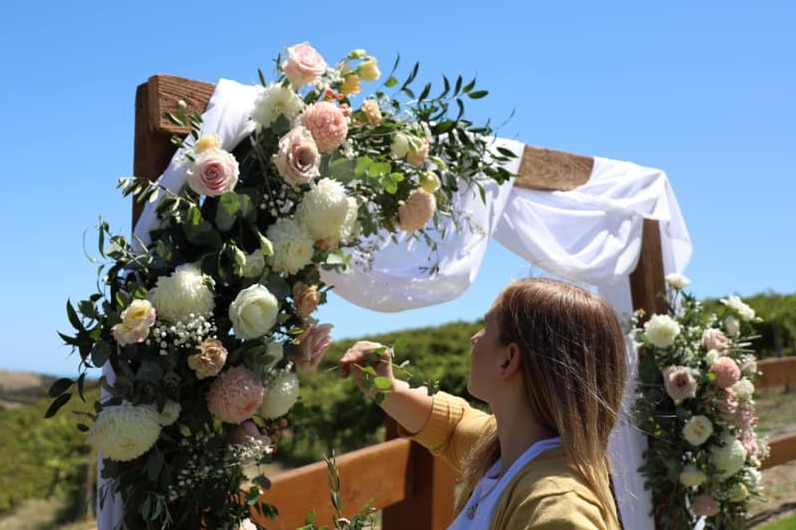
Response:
404,391,495,473
503,490,610,530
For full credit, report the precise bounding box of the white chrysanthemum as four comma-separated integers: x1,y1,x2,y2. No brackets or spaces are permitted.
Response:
679,463,706,487
643,314,681,348
266,218,315,275
666,273,690,290
88,402,162,462
732,378,755,402
260,371,300,419
252,83,305,131
682,415,713,446
710,432,748,479
297,178,359,244
721,295,756,321
158,400,181,426
147,264,214,323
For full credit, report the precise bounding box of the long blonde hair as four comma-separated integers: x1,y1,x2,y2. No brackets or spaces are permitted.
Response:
460,278,627,517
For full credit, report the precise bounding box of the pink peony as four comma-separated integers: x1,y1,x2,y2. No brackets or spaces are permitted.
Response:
187,147,239,197
282,42,326,88
272,126,320,187
294,322,334,372
397,188,436,232
692,493,719,517
207,365,264,423
301,101,348,153
662,365,697,405
702,328,729,352
711,356,741,388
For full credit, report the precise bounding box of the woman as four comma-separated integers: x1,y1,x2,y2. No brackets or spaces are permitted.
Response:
339,278,626,529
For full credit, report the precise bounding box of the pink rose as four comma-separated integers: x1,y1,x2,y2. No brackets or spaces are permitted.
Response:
112,299,156,346
282,42,327,88
692,494,719,517
295,322,333,372
397,188,436,232
187,147,239,197
229,419,269,446
710,356,741,388
272,126,320,187
662,365,697,405
702,328,729,352
716,388,740,421
301,101,348,153
207,365,264,423
406,136,430,167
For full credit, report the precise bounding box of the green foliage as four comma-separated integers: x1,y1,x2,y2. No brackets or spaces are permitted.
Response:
0,383,99,516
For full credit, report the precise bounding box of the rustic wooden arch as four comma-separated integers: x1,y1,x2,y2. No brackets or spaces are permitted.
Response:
131,74,796,530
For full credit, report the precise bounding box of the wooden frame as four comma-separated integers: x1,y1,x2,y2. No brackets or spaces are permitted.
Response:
132,74,795,528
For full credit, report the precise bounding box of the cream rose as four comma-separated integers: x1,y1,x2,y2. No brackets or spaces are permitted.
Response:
272,126,320,187
643,314,681,348
682,415,713,446
187,338,228,379
665,272,690,290
229,284,279,340
282,42,327,88
361,99,383,127
357,57,381,81
112,299,156,346
186,147,239,197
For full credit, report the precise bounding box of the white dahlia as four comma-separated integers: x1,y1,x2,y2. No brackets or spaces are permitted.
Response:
147,264,214,323
88,402,162,462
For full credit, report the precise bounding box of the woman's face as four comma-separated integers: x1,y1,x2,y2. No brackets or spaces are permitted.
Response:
467,308,505,401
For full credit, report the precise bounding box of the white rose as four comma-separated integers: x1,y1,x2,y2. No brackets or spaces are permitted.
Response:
643,314,681,348
665,273,690,290
682,415,713,446
721,295,756,321
242,250,266,278
229,284,279,340
261,371,300,419
724,315,741,337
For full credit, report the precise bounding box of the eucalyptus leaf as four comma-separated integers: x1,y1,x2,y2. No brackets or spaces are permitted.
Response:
45,393,71,418
48,377,73,398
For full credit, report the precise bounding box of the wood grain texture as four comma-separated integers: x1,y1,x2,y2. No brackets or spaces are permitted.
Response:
630,219,667,320
756,357,796,389
146,74,216,136
761,432,796,470
514,145,593,191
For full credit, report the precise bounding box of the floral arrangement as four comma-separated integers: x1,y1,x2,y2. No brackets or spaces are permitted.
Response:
634,273,769,529
49,42,514,529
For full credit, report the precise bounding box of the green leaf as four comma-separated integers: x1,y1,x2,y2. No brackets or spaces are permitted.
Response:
137,361,164,382
373,377,392,390
418,82,432,101
66,300,84,332
91,341,113,367
384,76,398,88
215,192,241,231
467,90,488,99
146,450,165,481
45,393,72,418
48,377,73,398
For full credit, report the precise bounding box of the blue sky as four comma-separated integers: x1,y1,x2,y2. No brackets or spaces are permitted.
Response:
1,1,794,377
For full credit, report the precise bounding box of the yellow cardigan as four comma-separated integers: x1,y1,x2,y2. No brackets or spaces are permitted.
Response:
407,392,622,530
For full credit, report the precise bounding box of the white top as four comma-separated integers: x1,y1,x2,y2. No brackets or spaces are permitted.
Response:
448,437,562,530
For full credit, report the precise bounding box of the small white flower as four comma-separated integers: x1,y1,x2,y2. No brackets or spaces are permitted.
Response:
643,314,681,348
666,272,690,290
252,83,305,131
721,295,756,321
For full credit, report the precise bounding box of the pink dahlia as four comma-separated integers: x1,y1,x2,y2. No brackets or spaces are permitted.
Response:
711,356,741,388
301,101,348,153
207,365,264,423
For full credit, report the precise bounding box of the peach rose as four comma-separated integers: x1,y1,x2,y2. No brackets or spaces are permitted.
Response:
187,148,239,197
294,322,333,372
406,136,430,167
187,338,228,379
301,101,348,153
272,126,320,187
293,282,320,318
361,99,383,127
282,42,327,88
397,188,436,232
339,74,361,96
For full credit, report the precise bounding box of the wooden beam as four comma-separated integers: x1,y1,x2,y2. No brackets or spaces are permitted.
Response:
252,438,413,529
761,432,796,470
756,357,796,390
629,218,666,319
514,145,593,191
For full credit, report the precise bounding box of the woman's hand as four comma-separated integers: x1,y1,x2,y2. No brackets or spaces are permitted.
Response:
339,340,395,395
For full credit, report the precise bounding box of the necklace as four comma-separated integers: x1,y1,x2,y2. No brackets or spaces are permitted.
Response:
465,475,502,519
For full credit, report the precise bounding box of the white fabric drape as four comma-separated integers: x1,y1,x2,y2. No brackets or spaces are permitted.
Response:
100,78,692,530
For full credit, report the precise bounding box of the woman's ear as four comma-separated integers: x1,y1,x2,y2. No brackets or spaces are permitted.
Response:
498,343,522,379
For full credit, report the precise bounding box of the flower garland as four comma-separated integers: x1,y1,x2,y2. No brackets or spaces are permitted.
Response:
634,273,769,529
50,42,514,530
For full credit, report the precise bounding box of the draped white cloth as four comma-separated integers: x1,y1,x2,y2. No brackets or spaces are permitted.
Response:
99,78,692,530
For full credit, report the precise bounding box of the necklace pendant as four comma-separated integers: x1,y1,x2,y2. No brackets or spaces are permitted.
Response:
466,502,478,519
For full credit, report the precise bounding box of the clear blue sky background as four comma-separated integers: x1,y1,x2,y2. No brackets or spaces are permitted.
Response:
1,1,794,377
